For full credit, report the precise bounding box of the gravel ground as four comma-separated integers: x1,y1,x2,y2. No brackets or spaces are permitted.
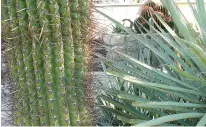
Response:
1,40,13,126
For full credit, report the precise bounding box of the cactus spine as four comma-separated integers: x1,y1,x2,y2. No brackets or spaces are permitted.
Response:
2,0,93,126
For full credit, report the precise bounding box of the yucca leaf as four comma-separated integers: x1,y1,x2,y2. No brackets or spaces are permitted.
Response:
97,53,205,99
196,1,206,45
160,0,193,41
107,70,206,97
135,113,204,126
135,18,191,71
99,106,139,119
169,66,206,86
117,88,200,104
100,95,150,120
117,93,149,102
114,51,199,90
174,37,206,66
98,55,203,103
196,113,206,126
155,13,206,72
132,104,196,113
117,116,146,124
117,115,178,126
132,101,206,108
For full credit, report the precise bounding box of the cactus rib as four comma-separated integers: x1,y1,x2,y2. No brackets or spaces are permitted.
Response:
25,0,50,125
78,0,93,125
16,0,40,125
3,0,22,125
70,0,85,125
47,0,67,125
9,0,32,125
57,0,79,125
36,0,56,125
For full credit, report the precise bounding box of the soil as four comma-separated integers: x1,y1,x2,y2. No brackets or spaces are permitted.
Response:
1,39,13,126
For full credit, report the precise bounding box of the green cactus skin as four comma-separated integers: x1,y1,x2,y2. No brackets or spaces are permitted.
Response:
1,0,10,38
2,0,93,126
2,0,22,125
70,0,83,120
47,0,68,125
70,0,92,125
16,0,40,125
57,0,79,125
79,0,90,72
36,0,57,125
8,0,32,125
144,0,156,8
78,0,93,125
25,0,50,125
134,0,174,33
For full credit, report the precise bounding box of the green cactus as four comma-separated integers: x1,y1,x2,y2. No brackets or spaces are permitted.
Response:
2,0,93,126
78,0,93,125
2,0,24,125
134,0,174,33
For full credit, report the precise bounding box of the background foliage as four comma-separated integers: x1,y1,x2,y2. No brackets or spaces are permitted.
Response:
96,0,206,126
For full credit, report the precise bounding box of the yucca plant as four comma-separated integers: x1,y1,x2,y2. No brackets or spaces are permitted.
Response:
1,0,94,126
95,0,206,126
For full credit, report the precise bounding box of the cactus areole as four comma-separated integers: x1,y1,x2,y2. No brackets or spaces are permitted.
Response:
2,0,93,126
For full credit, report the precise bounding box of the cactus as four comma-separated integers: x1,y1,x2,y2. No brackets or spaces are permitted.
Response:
2,0,93,126
134,0,174,33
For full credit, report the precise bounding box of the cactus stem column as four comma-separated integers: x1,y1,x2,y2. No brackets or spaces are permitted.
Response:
2,0,93,126
78,0,93,125
16,0,40,125
47,0,67,125
25,0,50,125
70,0,85,125
3,0,22,125
8,0,32,125
36,0,57,125
57,0,79,125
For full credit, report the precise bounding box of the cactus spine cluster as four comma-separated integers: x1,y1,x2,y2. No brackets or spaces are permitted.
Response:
2,0,93,126
134,0,174,33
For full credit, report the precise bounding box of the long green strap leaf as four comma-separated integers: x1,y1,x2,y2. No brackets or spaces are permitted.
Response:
160,0,193,41
132,101,206,108
101,95,150,120
98,106,139,119
132,104,195,113
169,66,206,86
107,70,206,97
196,113,206,126
196,1,206,45
114,51,199,90
136,113,204,126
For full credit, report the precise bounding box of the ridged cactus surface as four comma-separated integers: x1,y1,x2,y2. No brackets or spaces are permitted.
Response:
134,0,174,33
1,0,93,126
